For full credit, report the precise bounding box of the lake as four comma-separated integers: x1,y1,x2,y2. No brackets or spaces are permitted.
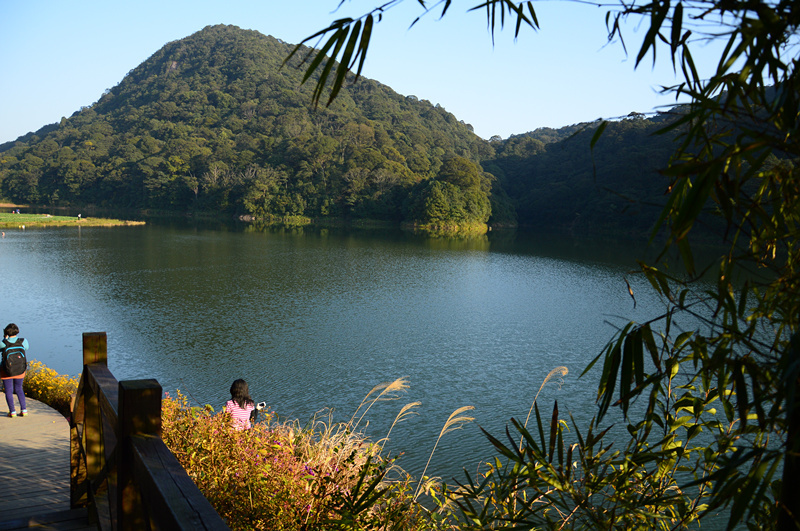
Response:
0,221,673,484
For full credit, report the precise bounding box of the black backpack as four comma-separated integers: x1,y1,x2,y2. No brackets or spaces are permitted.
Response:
2,338,27,377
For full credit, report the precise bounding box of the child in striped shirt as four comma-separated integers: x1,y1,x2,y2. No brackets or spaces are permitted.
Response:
225,379,260,430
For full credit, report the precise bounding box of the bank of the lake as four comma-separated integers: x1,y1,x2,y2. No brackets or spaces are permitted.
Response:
0,211,145,228
3,201,500,236
0,220,690,487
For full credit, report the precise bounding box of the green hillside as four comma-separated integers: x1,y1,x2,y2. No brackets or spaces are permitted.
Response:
0,24,688,237
485,114,678,237
0,25,494,229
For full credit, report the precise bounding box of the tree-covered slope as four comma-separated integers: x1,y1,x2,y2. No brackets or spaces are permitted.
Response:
0,25,494,226
0,24,691,237
485,114,678,237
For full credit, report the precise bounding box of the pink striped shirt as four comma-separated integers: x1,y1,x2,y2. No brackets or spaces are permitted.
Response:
225,399,255,430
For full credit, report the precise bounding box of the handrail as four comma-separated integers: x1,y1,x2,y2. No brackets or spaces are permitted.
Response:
70,332,230,530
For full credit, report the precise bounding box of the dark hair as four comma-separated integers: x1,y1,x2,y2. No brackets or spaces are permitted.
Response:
4,323,19,337
230,379,254,409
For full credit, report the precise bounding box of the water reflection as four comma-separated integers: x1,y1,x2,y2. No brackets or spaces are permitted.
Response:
0,222,681,483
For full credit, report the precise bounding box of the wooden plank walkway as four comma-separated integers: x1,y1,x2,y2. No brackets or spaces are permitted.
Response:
0,398,94,530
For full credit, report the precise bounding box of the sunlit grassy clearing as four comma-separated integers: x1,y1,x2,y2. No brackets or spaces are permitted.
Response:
0,212,144,227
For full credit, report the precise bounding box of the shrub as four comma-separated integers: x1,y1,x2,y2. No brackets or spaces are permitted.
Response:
23,360,79,418
161,390,445,530
162,392,313,530
22,362,457,529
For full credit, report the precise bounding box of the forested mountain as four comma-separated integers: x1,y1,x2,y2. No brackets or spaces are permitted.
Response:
0,25,494,228
485,113,678,237
0,24,685,236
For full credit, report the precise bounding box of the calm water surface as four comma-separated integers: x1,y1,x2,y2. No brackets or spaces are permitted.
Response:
0,222,672,482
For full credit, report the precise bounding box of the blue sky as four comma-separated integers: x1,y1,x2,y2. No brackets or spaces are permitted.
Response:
0,0,722,143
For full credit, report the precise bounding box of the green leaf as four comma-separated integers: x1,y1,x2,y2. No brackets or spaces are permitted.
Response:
621,331,635,416
328,20,363,104
635,0,670,68
733,364,748,426
354,14,374,80
535,401,546,452
633,326,645,388
598,326,632,421
677,237,695,276
670,2,683,66
641,323,661,371
590,120,608,149
737,282,749,318
672,171,717,240
548,400,559,463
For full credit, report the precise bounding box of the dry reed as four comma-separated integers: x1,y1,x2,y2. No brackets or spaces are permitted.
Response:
348,376,410,431
414,405,475,501
523,366,568,431
380,401,421,449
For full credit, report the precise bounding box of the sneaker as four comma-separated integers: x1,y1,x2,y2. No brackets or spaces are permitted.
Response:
20,410,27,417
7,412,15,418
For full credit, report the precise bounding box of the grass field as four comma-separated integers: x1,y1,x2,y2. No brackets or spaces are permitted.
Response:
0,212,145,228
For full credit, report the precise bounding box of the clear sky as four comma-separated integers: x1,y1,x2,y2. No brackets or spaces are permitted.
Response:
0,0,722,143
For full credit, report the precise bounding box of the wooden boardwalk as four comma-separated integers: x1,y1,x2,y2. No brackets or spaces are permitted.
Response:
0,398,94,530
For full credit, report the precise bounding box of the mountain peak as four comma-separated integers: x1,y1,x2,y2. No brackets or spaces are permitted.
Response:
0,24,491,227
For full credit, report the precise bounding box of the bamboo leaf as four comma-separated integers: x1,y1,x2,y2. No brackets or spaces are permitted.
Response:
534,402,546,451
590,120,608,149
670,2,683,67
548,401,559,463
734,364,748,426
633,326,645,387
598,336,623,421
353,14,374,80
672,172,716,240
327,20,362,104
737,282,748,318
298,27,344,84
635,0,670,68
640,323,660,373
621,331,635,416
677,237,695,276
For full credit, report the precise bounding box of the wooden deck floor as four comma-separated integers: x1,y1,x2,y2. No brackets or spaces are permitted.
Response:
0,398,94,530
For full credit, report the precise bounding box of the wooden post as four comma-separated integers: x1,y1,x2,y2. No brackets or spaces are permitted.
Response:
77,332,108,521
69,382,88,508
83,332,108,366
118,379,162,531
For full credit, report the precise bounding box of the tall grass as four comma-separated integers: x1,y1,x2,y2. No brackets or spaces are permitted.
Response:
161,390,449,530
521,366,568,448
414,406,475,502
24,361,580,530
162,393,314,529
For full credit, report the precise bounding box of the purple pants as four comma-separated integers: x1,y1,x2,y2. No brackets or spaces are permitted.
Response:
3,378,26,413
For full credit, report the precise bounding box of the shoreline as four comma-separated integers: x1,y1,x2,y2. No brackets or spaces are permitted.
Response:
0,211,145,228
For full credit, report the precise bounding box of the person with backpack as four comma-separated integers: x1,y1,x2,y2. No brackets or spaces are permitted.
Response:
2,323,28,418
224,379,266,430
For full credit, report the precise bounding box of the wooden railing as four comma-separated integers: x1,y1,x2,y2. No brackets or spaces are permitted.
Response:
70,332,230,530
